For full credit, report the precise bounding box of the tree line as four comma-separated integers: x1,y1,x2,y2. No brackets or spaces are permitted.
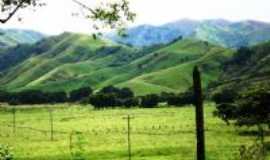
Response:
0,86,194,108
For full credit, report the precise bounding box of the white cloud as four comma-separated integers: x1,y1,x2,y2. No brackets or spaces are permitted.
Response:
1,0,270,35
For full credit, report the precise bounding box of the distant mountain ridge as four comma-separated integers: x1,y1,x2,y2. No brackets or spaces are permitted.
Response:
0,29,45,47
109,19,270,48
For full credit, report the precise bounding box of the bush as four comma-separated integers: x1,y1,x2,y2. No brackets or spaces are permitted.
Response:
0,144,13,160
236,142,266,160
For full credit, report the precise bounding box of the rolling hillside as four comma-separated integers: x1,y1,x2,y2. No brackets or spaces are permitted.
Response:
0,29,44,47
210,41,270,94
117,39,233,94
0,32,234,95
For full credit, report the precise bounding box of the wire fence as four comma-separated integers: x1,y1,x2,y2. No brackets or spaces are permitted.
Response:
0,106,251,160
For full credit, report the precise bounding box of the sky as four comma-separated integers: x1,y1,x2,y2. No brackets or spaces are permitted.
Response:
1,0,270,35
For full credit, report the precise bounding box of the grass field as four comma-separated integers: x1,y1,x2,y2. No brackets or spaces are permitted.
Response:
0,103,268,160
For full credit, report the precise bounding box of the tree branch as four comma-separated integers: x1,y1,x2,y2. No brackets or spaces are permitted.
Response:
0,0,28,24
72,0,95,14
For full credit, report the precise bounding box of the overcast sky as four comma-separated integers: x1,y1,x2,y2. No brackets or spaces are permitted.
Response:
1,0,270,35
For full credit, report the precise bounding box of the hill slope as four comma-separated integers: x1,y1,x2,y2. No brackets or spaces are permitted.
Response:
210,41,270,94
0,32,234,95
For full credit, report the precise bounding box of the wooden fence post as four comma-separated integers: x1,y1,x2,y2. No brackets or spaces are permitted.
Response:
48,108,54,141
193,66,206,160
12,107,16,134
123,115,134,160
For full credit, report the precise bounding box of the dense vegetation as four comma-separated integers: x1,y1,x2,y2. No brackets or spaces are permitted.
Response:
0,85,195,109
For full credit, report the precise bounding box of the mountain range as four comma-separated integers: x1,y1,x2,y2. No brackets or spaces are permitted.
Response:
0,29,45,48
0,19,270,96
109,19,270,48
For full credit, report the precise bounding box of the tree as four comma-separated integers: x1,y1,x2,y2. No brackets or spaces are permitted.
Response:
12,90,48,104
99,85,120,95
0,0,136,35
167,91,194,106
118,87,134,99
0,0,42,23
99,85,134,99
140,94,159,108
214,88,270,133
89,93,119,109
47,91,68,104
215,89,270,159
69,87,93,102
211,89,238,104
122,98,138,108
0,90,10,102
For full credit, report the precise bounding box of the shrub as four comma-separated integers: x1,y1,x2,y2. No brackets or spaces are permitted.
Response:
0,144,13,160
236,142,266,160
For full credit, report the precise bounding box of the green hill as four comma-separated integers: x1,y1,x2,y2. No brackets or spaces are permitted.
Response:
210,41,270,95
0,33,234,95
118,40,233,95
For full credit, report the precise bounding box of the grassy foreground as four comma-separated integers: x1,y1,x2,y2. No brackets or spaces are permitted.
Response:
0,103,268,160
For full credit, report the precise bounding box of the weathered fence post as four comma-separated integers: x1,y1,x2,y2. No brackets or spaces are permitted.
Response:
48,108,54,141
123,115,134,160
12,106,16,134
69,131,74,156
193,66,206,160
